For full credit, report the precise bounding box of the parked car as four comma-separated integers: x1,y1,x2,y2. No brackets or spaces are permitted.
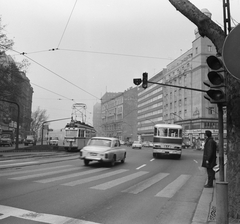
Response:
142,141,153,147
24,135,37,146
49,137,59,146
0,134,13,146
80,137,126,166
132,141,142,149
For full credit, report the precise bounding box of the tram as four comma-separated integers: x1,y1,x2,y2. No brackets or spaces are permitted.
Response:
62,119,96,151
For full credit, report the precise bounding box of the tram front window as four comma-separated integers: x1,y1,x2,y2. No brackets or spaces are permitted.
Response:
66,130,78,137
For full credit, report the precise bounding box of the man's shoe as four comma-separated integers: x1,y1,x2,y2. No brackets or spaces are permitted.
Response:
204,184,213,188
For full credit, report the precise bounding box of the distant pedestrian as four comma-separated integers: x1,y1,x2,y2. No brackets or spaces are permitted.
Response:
202,130,217,188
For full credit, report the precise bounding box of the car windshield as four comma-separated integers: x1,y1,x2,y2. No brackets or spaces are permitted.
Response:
88,139,111,147
133,141,140,144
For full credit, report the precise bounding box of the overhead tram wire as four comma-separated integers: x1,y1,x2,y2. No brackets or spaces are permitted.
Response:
57,0,78,48
2,46,100,100
31,82,75,102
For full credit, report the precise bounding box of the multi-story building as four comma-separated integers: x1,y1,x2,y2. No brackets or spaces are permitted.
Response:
138,9,226,145
137,69,166,142
92,102,103,136
0,52,33,138
100,87,138,142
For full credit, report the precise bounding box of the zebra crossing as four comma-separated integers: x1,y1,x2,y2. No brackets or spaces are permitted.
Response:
1,163,192,198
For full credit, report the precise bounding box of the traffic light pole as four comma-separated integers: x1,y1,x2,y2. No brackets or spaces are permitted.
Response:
218,103,224,182
148,81,206,93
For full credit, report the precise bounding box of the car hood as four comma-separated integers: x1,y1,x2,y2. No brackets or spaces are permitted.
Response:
82,146,111,152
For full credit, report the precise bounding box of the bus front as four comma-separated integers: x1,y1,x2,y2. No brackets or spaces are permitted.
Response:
153,125,183,159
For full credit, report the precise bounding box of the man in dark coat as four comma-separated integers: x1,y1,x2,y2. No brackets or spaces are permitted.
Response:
202,130,217,188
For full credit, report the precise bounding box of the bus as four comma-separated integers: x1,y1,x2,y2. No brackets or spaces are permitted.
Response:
153,124,183,159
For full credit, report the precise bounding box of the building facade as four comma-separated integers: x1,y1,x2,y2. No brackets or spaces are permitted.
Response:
137,9,226,145
100,87,138,142
0,52,33,139
137,69,166,142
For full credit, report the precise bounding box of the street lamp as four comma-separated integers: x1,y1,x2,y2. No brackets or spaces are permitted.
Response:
41,117,71,145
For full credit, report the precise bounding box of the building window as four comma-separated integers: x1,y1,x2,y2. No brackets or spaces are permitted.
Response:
208,45,212,52
179,99,182,107
195,47,198,54
207,107,215,115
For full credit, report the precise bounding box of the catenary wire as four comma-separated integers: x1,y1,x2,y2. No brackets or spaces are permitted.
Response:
57,0,78,48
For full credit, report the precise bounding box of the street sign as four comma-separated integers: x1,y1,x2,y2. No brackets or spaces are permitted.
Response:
222,24,240,80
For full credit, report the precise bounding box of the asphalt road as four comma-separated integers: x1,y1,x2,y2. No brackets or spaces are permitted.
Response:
0,147,206,224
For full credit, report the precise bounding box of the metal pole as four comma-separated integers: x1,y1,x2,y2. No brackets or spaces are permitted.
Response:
216,103,228,224
218,103,224,181
41,117,71,145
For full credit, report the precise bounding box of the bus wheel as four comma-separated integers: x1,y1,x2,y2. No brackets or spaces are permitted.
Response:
84,159,90,166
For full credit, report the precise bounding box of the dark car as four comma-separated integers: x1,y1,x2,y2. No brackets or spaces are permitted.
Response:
0,135,13,146
24,135,37,146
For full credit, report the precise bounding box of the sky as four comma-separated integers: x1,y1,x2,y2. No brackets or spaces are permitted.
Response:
1,0,240,130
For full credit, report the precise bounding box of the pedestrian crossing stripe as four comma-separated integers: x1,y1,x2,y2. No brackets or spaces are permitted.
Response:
62,169,128,186
9,167,82,180
0,165,74,177
3,166,192,198
122,172,169,194
91,171,148,190
155,174,191,198
35,168,109,183
0,205,100,224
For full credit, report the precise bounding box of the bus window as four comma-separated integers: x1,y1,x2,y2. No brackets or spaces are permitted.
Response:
169,129,178,137
158,128,168,137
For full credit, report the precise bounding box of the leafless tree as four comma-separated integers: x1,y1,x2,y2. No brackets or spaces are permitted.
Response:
31,107,49,139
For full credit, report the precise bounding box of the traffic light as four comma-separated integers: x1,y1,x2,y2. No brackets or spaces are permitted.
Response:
133,78,142,86
203,55,226,104
142,72,148,89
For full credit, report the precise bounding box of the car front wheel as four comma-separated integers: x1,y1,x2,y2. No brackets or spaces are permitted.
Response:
110,155,116,167
121,153,126,163
84,159,90,166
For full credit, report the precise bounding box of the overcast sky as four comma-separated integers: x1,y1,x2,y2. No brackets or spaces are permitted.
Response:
1,0,240,130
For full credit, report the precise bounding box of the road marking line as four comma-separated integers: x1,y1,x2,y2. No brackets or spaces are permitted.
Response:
9,167,81,180
122,172,169,194
0,161,38,168
91,171,148,190
136,164,146,169
0,165,73,177
155,174,191,198
0,205,100,223
150,158,155,161
35,168,109,183
194,160,198,163
63,169,128,186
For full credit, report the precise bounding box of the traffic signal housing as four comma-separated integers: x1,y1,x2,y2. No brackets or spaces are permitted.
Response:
133,78,142,86
203,55,226,105
142,72,148,89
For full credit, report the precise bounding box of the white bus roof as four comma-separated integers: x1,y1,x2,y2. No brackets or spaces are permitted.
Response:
154,124,182,129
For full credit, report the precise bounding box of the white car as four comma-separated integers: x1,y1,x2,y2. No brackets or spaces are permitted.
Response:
80,137,127,166
132,141,142,149
49,137,59,146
